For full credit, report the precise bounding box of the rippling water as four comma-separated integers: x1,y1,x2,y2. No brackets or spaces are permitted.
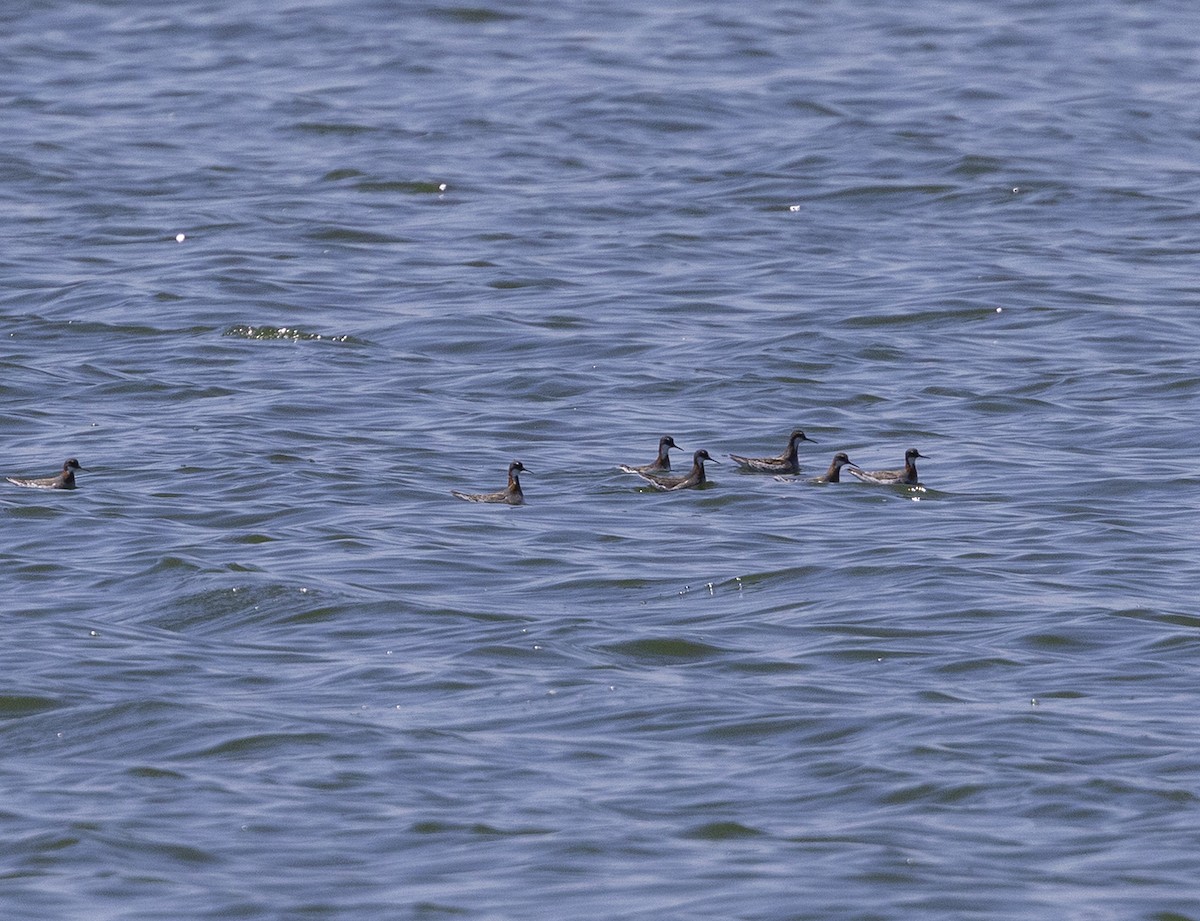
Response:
4,1,1200,918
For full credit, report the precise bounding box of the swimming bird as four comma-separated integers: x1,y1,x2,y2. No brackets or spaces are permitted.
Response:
618,435,681,475
729,430,816,474
810,452,858,484
6,458,86,489
848,448,926,485
635,449,717,490
451,461,527,505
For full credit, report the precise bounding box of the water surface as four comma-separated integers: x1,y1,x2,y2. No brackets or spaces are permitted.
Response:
3,1,1200,918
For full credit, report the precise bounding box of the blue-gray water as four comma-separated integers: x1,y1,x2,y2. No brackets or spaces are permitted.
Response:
4,1,1200,918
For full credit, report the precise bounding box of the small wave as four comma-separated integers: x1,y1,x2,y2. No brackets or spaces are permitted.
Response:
222,324,366,344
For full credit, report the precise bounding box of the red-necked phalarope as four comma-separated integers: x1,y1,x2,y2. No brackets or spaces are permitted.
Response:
6,458,86,490
452,461,527,505
810,452,857,484
729,430,816,474
635,449,717,490
848,448,926,485
618,435,681,475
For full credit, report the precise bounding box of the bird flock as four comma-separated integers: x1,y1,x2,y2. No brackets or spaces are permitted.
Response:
4,434,927,505
449,431,929,506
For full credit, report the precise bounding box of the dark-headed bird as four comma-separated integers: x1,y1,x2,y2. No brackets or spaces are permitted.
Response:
635,449,718,491
6,458,86,490
618,435,681,475
848,448,927,486
810,452,858,484
452,461,528,505
729,430,816,475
